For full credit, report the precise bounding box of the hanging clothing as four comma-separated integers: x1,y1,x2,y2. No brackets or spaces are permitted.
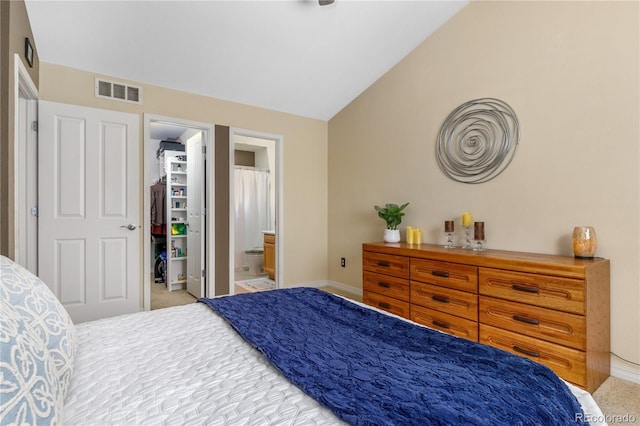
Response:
150,180,166,236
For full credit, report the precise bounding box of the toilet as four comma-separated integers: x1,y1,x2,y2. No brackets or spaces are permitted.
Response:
244,248,264,275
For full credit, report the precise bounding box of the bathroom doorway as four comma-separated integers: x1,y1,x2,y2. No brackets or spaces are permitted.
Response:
229,128,282,295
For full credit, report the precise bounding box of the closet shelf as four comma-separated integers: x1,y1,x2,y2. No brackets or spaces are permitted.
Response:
165,150,190,293
168,281,186,291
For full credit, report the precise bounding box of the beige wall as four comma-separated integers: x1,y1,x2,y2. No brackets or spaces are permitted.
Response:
39,63,329,288
0,0,39,258
328,1,640,368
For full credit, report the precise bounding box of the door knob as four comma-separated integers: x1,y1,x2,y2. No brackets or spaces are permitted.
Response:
120,224,138,231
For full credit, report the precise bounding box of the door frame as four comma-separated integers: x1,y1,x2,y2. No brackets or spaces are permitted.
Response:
13,53,39,272
143,114,214,309
229,127,283,294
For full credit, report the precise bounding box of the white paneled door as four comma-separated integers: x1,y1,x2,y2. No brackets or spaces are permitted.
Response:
38,101,140,323
186,134,205,298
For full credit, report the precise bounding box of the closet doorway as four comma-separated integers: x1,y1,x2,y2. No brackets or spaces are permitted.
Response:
143,115,214,310
229,128,282,295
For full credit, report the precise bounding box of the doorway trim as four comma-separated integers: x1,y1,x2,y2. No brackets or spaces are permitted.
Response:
229,127,283,294
13,53,39,272
143,114,214,310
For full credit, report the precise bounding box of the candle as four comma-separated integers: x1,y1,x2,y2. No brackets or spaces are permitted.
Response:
413,228,422,244
462,212,472,227
406,226,414,244
474,221,485,240
445,220,454,233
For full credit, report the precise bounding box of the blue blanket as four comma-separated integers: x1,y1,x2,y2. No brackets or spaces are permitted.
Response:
199,288,586,425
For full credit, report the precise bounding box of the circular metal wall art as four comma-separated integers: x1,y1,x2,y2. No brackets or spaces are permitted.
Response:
436,98,520,184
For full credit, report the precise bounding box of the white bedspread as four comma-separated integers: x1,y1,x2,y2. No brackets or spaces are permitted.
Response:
64,303,343,425
63,301,605,425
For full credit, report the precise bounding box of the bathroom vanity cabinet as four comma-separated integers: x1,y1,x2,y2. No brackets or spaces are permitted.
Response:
264,232,275,280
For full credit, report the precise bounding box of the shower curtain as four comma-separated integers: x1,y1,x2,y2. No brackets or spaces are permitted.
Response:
234,167,272,271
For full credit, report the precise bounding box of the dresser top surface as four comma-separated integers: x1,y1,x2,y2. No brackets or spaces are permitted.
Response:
363,242,609,279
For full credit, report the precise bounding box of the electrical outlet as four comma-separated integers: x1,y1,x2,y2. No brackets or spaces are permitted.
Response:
340,257,346,267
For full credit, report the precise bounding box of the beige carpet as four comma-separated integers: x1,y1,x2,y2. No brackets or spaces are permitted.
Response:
592,376,640,424
150,281,197,310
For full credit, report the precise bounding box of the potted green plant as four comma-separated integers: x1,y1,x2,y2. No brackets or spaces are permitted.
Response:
374,202,409,243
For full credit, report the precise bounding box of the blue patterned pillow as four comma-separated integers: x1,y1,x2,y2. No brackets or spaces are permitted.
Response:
0,298,64,424
0,256,77,399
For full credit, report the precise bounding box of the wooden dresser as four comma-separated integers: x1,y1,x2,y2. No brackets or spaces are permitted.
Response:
362,242,610,392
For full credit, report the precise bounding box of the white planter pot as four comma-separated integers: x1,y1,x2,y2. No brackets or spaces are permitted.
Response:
383,229,400,243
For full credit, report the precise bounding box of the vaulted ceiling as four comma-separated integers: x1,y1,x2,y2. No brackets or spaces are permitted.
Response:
25,0,468,121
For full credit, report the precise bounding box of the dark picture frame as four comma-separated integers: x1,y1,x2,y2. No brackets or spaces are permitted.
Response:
24,37,34,68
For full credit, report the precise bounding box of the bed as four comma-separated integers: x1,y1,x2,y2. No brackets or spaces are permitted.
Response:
0,256,606,425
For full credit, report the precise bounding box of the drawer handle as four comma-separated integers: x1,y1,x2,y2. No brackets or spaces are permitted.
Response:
512,284,540,294
378,282,391,289
513,345,540,358
377,261,391,268
431,270,450,278
432,320,451,329
512,315,540,325
432,295,450,304
378,301,391,309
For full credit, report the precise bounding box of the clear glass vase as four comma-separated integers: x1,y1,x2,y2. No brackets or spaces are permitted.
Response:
572,226,597,259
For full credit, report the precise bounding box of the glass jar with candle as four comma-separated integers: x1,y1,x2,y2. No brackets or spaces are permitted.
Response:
572,226,597,259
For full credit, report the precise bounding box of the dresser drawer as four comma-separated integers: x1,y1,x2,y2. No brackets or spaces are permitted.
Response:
411,259,477,293
411,305,478,341
411,282,478,321
480,324,586,388
363,291,410,319
363,252,410,279
479,297,586,350
479,268,585,315
363,271,409,302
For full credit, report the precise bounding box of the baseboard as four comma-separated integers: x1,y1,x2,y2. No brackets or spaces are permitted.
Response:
283,280,329,289
611,355,640,384
322,280,362,297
